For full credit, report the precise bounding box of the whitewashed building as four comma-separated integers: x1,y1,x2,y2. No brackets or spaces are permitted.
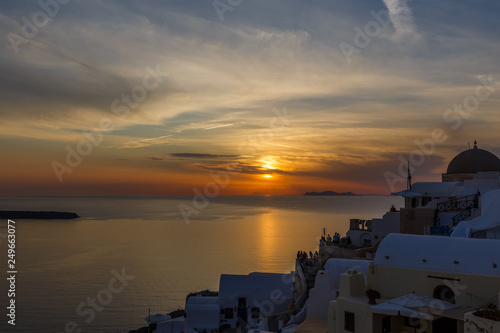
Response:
345,142,500,248
184,296,219,333
218,272,294,330
156,272,294,333
329,233,500,333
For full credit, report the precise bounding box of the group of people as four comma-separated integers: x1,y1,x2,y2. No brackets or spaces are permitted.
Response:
320,232,340,245
297,250,318,260
297,250,319,267
320,233,352,247
330,233,341,244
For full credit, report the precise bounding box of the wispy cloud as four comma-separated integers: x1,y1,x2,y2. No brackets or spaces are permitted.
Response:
382,0,418,38
194,162,291,175
203,123,235,130
274,144,311,151
170,153,240,159
118,135,172,149
147,153,241,160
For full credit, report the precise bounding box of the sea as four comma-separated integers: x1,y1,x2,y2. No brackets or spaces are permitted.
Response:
0,195,403,332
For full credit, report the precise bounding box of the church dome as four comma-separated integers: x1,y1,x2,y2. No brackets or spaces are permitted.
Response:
446,142,500,174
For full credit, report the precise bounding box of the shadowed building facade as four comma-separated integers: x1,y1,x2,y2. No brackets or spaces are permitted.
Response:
400,141,500,235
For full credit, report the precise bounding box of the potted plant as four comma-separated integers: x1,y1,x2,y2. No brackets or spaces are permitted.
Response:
465,305,500,333
366,289,381,305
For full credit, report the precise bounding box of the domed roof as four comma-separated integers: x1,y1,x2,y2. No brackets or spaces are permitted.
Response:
446,142,500,174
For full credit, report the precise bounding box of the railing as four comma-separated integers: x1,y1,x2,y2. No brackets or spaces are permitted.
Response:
452,207,473,226
435,194,478,226
436,195,478,212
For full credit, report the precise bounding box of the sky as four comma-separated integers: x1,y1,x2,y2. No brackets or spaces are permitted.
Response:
1,0,500,196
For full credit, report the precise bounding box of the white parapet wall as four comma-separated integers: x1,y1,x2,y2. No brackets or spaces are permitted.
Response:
464,311,500,333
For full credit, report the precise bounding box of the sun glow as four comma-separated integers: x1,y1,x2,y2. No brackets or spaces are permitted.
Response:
262,174,273,178
259,156,280,171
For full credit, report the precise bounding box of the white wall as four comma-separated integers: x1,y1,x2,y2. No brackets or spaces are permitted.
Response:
185,297,220,332
346,230,372,247
486,226,500,239
156,317,185,333
372,212,400,240
307,270,337,318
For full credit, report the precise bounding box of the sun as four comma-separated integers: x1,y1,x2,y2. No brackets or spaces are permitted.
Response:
262,174,273,179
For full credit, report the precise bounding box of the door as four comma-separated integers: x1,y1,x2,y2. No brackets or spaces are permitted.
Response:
382,316,391,332
433,317,457,333
237,297,247,328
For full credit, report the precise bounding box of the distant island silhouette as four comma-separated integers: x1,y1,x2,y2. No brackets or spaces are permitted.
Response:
303,191,359,196
0,211,79,219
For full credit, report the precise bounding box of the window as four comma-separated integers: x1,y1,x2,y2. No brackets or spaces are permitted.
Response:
411,198,418,208
344,311,355,332
251,307,260,319
224,308,234,319
422,197,432,207
434,285,456,304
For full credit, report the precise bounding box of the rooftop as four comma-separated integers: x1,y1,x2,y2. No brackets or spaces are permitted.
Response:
374,233,500,277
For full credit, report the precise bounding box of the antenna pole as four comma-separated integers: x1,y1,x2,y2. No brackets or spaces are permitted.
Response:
407,161,412,191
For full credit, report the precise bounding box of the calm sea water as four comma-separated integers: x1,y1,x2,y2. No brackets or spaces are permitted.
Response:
0,195,402,332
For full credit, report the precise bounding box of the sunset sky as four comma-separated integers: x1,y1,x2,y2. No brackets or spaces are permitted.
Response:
1,0,500,195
